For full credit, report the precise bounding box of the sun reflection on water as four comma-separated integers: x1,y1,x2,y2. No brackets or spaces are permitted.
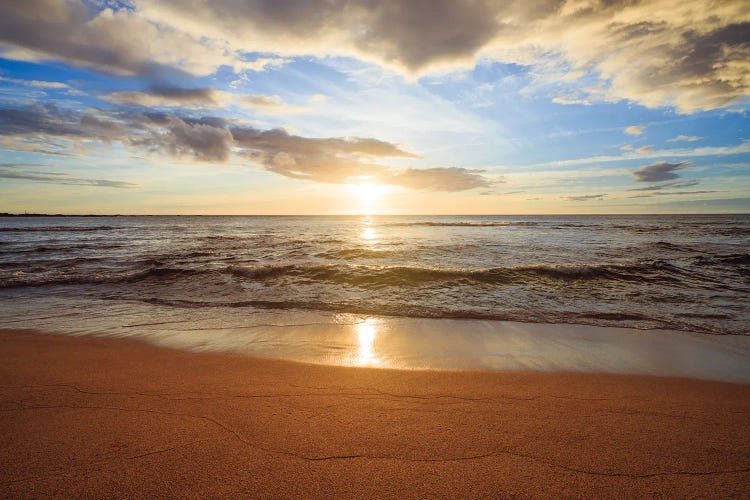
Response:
360,225,377,241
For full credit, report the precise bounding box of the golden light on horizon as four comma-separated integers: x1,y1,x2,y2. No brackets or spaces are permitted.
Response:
347,181,390,214
348,182,388,202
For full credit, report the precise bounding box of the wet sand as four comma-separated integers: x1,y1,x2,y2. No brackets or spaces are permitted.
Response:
1,329,749,498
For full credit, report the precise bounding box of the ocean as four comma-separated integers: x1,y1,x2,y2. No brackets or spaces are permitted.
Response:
2,214,748,333
1,214,749,377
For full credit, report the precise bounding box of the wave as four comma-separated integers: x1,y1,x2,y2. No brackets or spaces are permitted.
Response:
0,260,698,289
382,221,539,227
651,241,698,252
0,225,120,232
0,243,125,254
228,262,680,287
132,297,741,335
315,248,396,259
692,253,750,266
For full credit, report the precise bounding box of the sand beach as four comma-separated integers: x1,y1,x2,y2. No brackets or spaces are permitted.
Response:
2,328,749,498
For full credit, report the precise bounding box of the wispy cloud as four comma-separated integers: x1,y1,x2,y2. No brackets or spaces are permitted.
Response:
519,141,750,169
104,87,233,107
563,194,606,201
0,167,136,188
0,76,69,89
668,135,702,143
104,87,316,114
630,190,718,198
239,94,311,114
622,144,654,154
628,180,700,191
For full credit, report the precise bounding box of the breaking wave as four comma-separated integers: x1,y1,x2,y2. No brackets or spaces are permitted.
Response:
0,260,719,289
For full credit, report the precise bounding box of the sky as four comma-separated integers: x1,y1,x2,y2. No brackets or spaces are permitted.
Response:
0,0,748,215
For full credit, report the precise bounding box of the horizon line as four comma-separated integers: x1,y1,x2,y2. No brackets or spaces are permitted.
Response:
2,212,748,217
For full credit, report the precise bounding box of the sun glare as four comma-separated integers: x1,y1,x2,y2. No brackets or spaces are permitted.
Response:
348,182,387,202
347,182,389,214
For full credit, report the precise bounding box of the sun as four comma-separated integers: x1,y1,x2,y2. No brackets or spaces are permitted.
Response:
348,182,388,202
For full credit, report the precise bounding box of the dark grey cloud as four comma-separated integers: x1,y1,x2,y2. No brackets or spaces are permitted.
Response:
0,104,126,140
132,115,234,161
0,104,83,137
0,168,136,188
564,194,606,201
632,161,691,182
0,103,492,191
139,0,503,73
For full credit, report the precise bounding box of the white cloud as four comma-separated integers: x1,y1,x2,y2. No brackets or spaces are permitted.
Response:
625,125,645,136
668,135,702,142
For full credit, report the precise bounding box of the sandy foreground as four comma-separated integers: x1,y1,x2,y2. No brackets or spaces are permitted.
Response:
1,329,749,498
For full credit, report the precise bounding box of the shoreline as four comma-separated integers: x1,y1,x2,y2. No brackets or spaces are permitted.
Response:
1,328,749,497
3,299,748,382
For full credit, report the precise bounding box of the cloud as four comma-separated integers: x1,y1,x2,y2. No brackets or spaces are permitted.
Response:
1,1,747,112
133,115,234,161
239,95,310,114
668,135,702,142
0,76,69,89
140,0,750,111
0,103,126,140
628,180,700,191
632,161,691,182
0,1,241,77
228,126,486,190
104,87,232,107
384,167,493,192
103,87,314,114
564,194,606,201
630,189,718,198
0,167,136,188
0,103,491,191
522,140,750,169
652,190,717,196
480,189,523,196
137,0,502,75
625,125,645,136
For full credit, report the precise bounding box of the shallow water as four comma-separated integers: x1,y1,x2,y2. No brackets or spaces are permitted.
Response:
3,294,750,382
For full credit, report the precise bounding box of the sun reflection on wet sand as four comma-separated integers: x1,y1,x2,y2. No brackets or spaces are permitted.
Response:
353,317,380,366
